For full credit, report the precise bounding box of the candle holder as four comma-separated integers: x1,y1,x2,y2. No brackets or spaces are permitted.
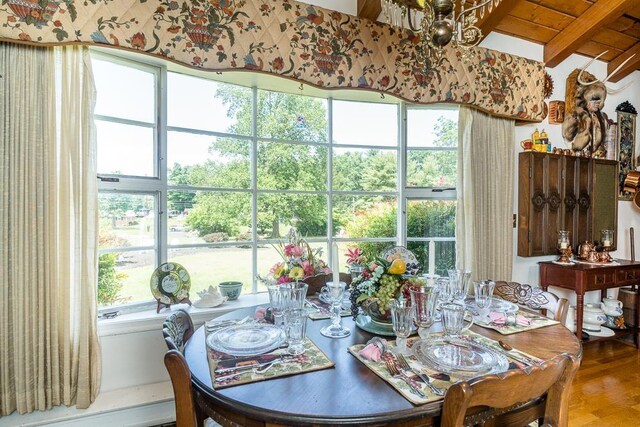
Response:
599,230,613,263
557,230,573,264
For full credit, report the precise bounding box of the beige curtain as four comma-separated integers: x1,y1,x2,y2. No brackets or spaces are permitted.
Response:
456,106,515,282
0,42,100,416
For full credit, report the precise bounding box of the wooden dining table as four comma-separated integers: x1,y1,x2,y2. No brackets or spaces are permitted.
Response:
184,305,582,426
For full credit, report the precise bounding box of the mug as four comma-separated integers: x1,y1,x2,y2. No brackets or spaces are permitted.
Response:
441,303,474,336
520,139,533,151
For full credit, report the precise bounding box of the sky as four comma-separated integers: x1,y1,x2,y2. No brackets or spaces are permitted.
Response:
93,57,458,175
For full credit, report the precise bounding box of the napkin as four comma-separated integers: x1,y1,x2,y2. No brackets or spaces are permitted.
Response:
489,312,531,326
254,306,267,321
358,337,387,361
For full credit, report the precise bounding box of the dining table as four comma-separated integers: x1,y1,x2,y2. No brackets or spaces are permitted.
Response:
184,305,583,426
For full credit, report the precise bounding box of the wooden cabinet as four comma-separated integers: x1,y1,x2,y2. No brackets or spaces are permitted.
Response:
518,152,618,257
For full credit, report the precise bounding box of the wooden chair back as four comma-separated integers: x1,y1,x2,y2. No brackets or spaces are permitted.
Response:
164,349,198,427
494,281,569,324
441,353,580,427
162,308,195,352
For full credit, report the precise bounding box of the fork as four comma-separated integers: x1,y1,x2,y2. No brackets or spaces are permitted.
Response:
396,354,445,396
384,358,426,398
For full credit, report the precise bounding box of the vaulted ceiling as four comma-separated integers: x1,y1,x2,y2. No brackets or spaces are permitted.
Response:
357,0,640,82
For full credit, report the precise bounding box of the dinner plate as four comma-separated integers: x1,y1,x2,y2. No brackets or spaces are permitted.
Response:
584,326,615,337
413,337,509,377
206,324,286,356
150,262,191,304
464,297,519,314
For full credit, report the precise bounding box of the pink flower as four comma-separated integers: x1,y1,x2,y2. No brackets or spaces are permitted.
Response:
277,276,293,285
301,260,315,277
284,244,305,258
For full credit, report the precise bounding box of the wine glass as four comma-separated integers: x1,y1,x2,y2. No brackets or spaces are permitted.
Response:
473,280,495,319
320,281,350,338
390,298,414,355
409,285,439,339
447,269,471,302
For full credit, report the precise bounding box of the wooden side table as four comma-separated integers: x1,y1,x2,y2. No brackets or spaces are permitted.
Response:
539,260,640,348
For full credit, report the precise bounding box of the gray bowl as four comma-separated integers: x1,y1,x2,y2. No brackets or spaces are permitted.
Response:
218,281,243,301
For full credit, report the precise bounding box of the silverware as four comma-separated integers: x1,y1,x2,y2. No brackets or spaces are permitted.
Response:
396,354,444,396
384,358,426,398
215,356,285,374
305,299,323,311
215,358,293,382
498,340,541,366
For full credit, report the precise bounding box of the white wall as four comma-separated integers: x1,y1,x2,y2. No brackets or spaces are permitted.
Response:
480,32,640,304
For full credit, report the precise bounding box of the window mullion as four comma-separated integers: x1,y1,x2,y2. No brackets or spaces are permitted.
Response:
251,86,259,293
158,62,168,268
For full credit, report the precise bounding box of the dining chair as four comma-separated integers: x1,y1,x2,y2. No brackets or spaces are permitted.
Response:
493,281,569,325
441,352,580,427
163,308,195,352
162,309,206,427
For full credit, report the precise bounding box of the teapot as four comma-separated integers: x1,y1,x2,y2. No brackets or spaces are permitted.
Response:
582,303,607,332
578,241,595,260
602,298,623,317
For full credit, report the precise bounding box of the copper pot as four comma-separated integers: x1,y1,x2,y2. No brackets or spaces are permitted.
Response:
578,241,595,260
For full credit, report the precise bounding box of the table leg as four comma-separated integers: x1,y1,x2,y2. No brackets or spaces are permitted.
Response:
576,293,584,342
635,287,640,349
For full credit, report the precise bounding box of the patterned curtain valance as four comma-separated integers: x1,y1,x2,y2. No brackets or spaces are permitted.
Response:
0,0,545,122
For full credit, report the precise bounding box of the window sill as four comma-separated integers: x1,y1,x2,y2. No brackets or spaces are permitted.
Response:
97,293,269,336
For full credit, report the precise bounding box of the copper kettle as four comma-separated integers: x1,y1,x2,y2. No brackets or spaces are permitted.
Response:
578,241,595,260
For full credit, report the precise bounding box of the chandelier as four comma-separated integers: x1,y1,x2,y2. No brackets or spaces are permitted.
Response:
381,0,501,68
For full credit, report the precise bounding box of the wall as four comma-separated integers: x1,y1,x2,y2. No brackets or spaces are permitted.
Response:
480,32,640,304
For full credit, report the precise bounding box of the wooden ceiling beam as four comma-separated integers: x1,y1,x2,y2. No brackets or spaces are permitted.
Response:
357,0,382,22
607,43,640,82
475,0,522,42
543,0,637,68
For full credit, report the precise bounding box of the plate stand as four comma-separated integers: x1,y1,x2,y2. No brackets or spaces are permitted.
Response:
156,297,192,313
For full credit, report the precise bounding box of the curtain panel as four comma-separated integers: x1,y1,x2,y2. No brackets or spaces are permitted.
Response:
0,42,100,416
0,0,545,122
456,106,515,282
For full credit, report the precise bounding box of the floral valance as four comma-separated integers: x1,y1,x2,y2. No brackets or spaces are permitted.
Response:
0,0,545,121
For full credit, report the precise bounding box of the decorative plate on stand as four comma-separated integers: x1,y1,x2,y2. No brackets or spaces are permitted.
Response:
150,262,192,312
381,246,421,275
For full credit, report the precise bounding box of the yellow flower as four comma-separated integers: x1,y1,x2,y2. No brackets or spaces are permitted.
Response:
289,266,304,280
273,262,286,278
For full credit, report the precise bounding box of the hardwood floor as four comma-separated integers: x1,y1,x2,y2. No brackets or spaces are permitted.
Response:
568,340,640,426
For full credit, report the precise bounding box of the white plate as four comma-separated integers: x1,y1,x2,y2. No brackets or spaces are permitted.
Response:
206,324,286,356
584,326,615,337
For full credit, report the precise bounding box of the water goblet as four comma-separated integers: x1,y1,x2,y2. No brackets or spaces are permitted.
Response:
267,284,290,327
320,281,350,338
473,280,495,319
409,285,439,339
436,277,455,304
286,282,308,310
448,269,471,302
390,298,414,355
284,308,308,355
441,303,474,337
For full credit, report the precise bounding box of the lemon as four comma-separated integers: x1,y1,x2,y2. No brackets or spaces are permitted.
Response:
388,259,406,275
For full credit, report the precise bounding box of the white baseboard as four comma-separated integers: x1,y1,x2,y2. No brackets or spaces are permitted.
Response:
0,382,175,427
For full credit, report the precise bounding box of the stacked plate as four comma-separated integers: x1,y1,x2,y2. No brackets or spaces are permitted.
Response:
413,337,509,378
206,324,286,356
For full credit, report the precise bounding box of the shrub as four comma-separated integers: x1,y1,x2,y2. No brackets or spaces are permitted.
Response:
98,253,127,305
202,232,230,243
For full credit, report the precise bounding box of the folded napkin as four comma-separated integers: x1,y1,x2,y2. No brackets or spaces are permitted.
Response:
489,312,531,327
358,337,388,361
254,306,267,321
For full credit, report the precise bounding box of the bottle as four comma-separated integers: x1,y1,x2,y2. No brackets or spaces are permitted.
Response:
532,128,542,152
540,129,550,152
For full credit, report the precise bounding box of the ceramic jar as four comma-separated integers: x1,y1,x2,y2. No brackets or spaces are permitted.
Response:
565,305,576,332
602,298,623,317
582,303,607,332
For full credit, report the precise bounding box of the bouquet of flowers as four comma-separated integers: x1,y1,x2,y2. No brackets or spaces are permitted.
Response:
348,257,422,320
258,228,331,286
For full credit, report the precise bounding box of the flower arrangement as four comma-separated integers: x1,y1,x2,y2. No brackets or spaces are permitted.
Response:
348,257,422,320
258,228,331,286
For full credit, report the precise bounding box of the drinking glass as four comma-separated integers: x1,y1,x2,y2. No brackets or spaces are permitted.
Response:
447,269,471,302
284,308,308,355
286,282,308,310
390,299,414,355
409,285,439,339
436,277,455,304
473,280,495,319
320,281,351,338
267,284,290,327
441,303,474,337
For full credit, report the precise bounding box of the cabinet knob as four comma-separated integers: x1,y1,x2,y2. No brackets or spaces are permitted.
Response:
596,276,604,284
628,272,634,280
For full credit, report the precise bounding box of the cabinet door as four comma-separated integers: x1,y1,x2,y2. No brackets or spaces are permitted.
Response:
575,158,592,246
591,160,618,249
545,155,563,254
563,156,579,245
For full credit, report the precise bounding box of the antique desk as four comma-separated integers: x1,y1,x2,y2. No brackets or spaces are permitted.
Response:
539,260,640,348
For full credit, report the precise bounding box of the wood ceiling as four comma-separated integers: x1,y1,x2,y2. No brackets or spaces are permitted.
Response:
357,0,640,82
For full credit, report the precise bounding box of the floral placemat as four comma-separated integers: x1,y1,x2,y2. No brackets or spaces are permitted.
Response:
473,309,559,335
348,332,542,405
206,325,334,389
306,294,351,320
